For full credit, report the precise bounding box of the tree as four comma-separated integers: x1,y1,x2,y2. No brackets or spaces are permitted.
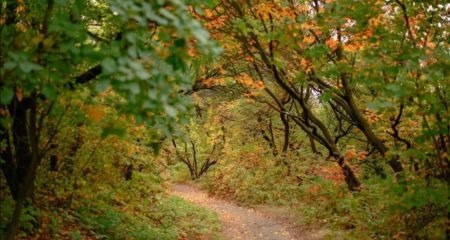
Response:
171,98,226,180
195,0,449,189
0,0,218,238
198,0,361,190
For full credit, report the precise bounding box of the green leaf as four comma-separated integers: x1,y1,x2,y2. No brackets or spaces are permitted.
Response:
368,100,395,110
136,70,150,80
0,88,14,105
72,0,84,19
96,79,110,92
101,127,126,138
319,90,333,102
129,83,140,94
19,62,41,73
101,58,117,74
42,85,57,101
3,61,16,70
192,26,210,44
385,83,405,98
164,104,177,117
150,142,162,155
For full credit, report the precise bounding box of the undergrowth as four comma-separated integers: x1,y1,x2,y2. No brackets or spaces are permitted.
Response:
0,98,221,240
192,149,448,239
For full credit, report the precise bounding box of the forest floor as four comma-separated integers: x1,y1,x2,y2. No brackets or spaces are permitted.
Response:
171,184,327,240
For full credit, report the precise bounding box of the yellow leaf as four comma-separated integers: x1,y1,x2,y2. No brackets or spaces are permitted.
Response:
204,9,214,18
32,34,45,45
86,106,105,123
298,4,309,12
43,37,55,48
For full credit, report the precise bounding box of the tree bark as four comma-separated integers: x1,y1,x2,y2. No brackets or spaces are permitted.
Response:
3,95,42,240
309,136,319,155
335,154,361,191
280,113,289,153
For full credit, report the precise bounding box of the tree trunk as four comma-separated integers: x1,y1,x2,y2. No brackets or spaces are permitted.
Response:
199,159,217,177
3,194,26,240
0,128,19,200
3,97,41,240
340,75,404,173
309,136,319,155
280,113,292,175
280,113,289,152
334,155,361,191
2,99,34,201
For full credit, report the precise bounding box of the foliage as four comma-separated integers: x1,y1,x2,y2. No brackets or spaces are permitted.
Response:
180,90,448,238
0,0,219,126
168,94,226,180
295,176,448,239
184,0,448,237
73,195,220,240
0,90,221,239
0,0,219,238
1,0,449,239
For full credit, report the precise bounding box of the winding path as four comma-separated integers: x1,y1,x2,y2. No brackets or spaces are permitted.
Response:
171,184,320,240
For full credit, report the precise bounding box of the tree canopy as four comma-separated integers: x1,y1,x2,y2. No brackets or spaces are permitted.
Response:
0,0,449,239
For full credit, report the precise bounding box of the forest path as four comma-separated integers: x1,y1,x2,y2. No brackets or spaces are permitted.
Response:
171,184,323,240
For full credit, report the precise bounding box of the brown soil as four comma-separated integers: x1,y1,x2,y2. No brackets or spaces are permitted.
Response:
171,184,327,240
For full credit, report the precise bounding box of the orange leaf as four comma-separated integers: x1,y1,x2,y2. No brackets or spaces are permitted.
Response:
303,36,315,44
86,106,105,123
344,148,356,161
325,38,339,50
16,88,23,102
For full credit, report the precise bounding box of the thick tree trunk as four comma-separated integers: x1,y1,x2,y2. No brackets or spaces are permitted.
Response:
0,128,19,200
190,169,197,180
4,194,26,240
3,97,41,240
340,76,404,173
5,158,41,240
2,99,34,201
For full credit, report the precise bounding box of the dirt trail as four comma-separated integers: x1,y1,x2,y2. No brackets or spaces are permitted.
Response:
172,184,323,240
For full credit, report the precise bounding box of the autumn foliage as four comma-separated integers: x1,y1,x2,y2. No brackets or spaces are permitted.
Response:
1,0,449,239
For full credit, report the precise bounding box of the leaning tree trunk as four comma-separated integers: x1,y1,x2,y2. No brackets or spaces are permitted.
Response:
337,47,404,173
334,154,361,191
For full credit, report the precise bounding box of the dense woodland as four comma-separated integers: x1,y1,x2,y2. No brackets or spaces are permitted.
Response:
0,0,449,239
